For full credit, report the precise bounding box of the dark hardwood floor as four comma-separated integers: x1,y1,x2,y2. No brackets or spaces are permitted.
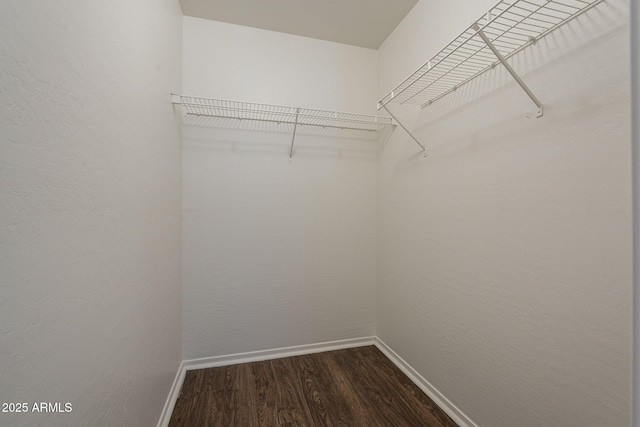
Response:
169,345,458,426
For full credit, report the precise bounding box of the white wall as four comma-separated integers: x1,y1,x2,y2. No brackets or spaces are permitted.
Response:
182,17,379,360
0,1,182,426
377,1,632,426
183,16,379,114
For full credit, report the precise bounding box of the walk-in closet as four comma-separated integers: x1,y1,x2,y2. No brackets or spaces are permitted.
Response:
2,0,637,426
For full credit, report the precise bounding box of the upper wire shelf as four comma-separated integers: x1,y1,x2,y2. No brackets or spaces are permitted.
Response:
172,94,394,159
378,0,605,110
173,95,393,132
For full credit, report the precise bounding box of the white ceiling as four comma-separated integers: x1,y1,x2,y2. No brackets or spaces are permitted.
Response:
179,0,418,49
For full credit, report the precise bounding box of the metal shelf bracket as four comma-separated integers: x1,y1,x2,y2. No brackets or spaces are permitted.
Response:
289,108,300,160
379,104,427,156
472,24,544,118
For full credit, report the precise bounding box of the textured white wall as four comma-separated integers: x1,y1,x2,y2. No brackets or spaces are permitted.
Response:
0,1,182,426
377,1,632,426
182,18,378,360
183,16,379,114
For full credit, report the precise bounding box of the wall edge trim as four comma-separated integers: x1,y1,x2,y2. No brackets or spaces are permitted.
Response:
182,336,376,371
374,337,479,427
157,361,187,427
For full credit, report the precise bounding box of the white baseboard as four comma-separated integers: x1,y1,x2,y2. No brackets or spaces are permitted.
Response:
158,336,476,427
374,337,478,427
183,336,376,371
157,361,186,427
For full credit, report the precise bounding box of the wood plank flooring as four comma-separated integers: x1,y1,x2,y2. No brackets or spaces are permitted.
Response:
169,345,458,427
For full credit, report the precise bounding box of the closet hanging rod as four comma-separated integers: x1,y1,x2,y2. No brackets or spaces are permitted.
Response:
378,0,605,112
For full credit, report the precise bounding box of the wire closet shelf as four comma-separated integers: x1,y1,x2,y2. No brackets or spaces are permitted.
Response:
377,0,604,111
173,95,393,132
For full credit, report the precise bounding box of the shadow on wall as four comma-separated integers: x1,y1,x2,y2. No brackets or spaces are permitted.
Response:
180,115,390,161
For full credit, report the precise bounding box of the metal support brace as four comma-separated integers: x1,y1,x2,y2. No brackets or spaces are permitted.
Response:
380,105,427,155
473,24,544,118
289,108,300,159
